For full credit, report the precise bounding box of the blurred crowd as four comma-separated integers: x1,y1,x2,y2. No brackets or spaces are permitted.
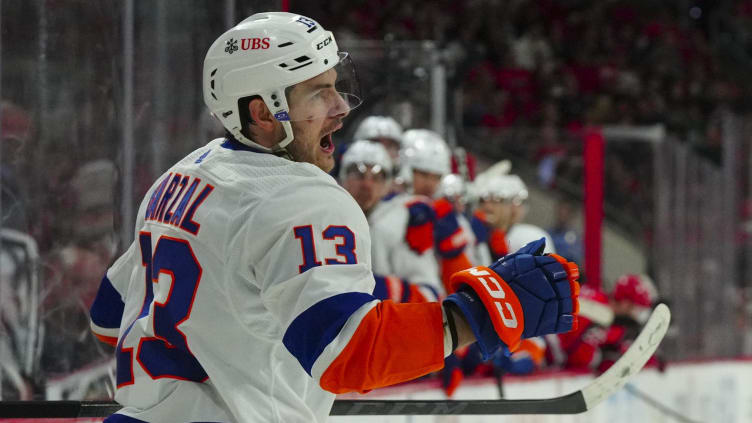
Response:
301,0,751,236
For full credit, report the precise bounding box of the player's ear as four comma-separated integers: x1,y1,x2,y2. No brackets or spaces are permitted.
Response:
248,98,277,132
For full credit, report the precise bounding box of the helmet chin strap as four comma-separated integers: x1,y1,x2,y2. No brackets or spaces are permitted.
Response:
227,114,297,161
271,120,296,161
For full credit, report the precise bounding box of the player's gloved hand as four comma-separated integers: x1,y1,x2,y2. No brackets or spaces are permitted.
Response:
443,238,580,360
441,353,464,397
493,352,534,375
433,198,468,258
492,338,545,375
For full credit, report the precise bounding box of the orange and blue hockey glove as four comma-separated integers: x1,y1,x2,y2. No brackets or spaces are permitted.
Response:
433,198,467,259
443,238,579,360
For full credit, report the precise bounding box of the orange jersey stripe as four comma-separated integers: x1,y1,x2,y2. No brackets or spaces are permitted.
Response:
319,301,444,394
94,332,118,347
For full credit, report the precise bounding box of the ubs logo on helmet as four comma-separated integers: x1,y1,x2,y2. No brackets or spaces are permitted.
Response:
241,37,271,50
316,36,332,50
225,38,239,54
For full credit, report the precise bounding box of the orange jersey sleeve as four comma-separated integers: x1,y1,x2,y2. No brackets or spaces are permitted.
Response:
319,301,445,393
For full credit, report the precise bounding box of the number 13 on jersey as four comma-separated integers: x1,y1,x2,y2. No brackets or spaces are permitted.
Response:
294,225,357,273
116,232,208,387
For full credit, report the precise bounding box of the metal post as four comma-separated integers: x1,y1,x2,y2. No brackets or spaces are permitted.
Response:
0,0,4,399
722,111,741,355
225,0,236,27
121,0,135,246
430,46,446,138
151,1,167,177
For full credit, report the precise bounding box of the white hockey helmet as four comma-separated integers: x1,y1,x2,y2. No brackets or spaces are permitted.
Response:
353,116,403,145
473,173,528,204
505,174,529,203
400,129,451,177
436,173,467,200
340,140,393,180
203,12,362,152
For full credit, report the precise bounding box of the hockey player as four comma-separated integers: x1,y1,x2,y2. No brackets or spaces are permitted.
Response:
436,173,491,271
339,140,435,302
503,174,556,254
369,129,476,296
599,273,659,373
368,129,446,295
88,12,580,423
472,173,555,262
339,140,391,218
352,115,403,167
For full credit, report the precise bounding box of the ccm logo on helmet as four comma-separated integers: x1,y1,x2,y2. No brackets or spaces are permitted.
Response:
241,37,270,50
469,267,518,329
316,36,332,50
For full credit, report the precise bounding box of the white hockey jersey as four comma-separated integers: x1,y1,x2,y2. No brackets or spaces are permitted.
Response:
89,138,445,423
367,193,442,295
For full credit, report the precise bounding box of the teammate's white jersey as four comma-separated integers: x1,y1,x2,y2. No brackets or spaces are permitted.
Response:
506,223,556,255
367,193,442,294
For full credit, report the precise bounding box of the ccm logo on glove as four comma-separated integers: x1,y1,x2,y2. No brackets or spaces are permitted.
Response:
468,267,518,329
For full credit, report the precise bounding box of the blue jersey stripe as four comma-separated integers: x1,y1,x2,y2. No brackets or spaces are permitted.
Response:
220,137,269,154
105,414,224,423
104,415,147,423
89,275,125,329
283,292,375,376
372,275,389,300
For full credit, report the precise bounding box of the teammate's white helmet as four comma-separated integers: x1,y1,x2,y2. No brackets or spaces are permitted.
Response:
436,173,466,200
505,174,529,203
340,140,393,180
203,12,362,151
473,174,528,204
353,116,403,145
400,129,451,177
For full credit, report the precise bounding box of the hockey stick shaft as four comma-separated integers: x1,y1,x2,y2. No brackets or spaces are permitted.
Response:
0,395,586,418
0,305,670,418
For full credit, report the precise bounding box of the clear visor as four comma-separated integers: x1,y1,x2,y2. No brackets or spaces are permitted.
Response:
345,163,390,180
282,52,362,122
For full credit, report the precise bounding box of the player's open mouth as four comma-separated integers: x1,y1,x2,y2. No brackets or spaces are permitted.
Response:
320,133,334,154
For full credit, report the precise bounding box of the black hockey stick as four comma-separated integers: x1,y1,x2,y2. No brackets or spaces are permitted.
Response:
0,304,670,418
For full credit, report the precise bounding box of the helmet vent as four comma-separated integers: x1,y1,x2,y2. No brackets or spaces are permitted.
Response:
294,55,310,63
306,26,317,33
288,62,313,71
278,41,294,48
210,68,217,77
